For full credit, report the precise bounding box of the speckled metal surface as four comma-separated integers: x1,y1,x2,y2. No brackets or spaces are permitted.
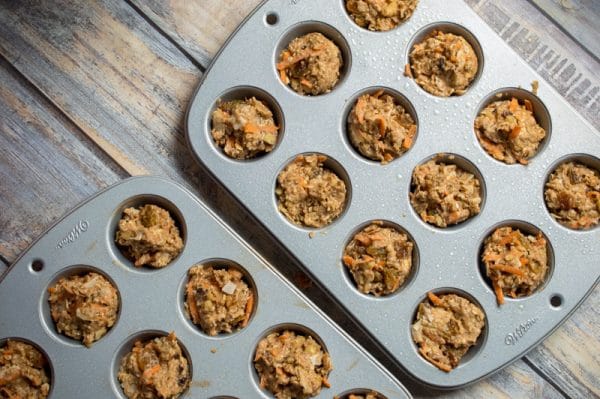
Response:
185,0,600,389
0,177,411,398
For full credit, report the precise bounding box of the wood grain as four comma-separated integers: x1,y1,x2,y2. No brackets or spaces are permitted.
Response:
0,0,596,397
529,0,600,60
0,58,124,261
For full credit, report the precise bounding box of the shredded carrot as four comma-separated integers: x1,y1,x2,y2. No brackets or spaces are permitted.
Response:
355,96,366,124
383,153,394,163
447,211,462,224
509,125,521,140
523,99,533,112
241,293,254,327
490,264,525,276
517,158,529,165
186,285,200,323
519,257,529,266
355,233,371,246
427,291,444,307
476,132,504,158
509,97,519,113
279,68,289,84
276,48,323,70
322,376,331,388
492,279,505,305
373,89,384,98
143,364,160,380
418,347,452,372
375,117,386,138
300,78,313,89
243,123,278,134
402,135,413,149
404,63,413,78
342,255,355,267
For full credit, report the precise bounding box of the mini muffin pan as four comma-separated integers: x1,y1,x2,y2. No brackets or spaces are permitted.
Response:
185,0,600,389
0,177,410,398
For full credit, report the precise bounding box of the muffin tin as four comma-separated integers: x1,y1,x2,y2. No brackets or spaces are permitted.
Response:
185,0,600,389
0,177,410,398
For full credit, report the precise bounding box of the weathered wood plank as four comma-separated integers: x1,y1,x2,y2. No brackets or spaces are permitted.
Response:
525,286,600,399
0,0,593,397
127,0,258,68
0,58,125,261
529,0,600,60
413,359,565,398
0,0,199,180
0,259,6,276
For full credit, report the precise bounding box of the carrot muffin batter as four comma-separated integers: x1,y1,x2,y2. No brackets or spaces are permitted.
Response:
410,159,482,227
116,204,184,268
185,264,253,336
474,97,546,165
0,340,50,399
254,330,332,399
409,31,478,97
211,97,279,159
277,32,343,96
482,226,548,305
545,161,600,229
118,332,190,399
347,90,417,164
48,271,119,347
276,154,347,228
412,292,485,372
343,222,413,296
345,0,418,31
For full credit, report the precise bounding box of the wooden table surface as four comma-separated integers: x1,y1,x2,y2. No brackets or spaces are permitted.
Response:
0,0,598,397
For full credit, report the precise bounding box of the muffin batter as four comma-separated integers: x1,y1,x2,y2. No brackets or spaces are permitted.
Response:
343,222,413,296
48,271,119,346
409,31,478,97
276,154,347,228
482,227,548,305
277,32,343,96
412,292,485,371
116,204,184,268
345,0,418,31
0,340,50,399
474,97,546,165
545,161,600,229
348,90,417,164
118,332,190,399
410,159,482,227
185,264,253,336
211,97,279,159
254,330,332,399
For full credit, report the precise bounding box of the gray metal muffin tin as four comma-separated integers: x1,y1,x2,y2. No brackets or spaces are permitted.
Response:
185,0,600,389
0,177,411,398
